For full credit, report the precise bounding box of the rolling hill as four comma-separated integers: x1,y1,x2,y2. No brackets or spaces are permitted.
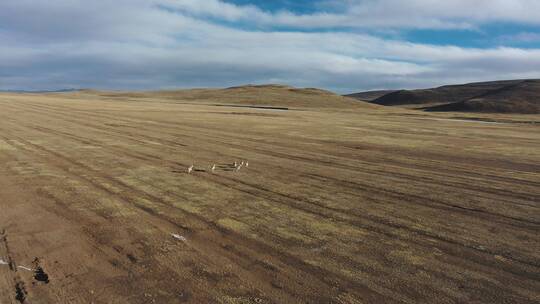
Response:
347,79,540,113
425,80,540,114
74,84,375,109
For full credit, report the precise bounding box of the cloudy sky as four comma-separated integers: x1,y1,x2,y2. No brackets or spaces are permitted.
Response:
1,0,540,93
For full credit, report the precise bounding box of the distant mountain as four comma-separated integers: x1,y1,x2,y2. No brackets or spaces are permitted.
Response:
0,89,79,93
347,79,540,114
345,90,397,102
425,80,540,114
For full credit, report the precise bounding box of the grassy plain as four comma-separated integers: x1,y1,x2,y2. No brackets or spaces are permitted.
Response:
0,87,538,303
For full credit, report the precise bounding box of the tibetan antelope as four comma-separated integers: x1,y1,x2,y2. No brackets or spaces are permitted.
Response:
187,165,194,174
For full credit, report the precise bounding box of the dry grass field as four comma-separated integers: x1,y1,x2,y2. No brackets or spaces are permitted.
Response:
0,87,539,303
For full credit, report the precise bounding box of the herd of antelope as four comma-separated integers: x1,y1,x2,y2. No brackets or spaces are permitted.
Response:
187,160,248,174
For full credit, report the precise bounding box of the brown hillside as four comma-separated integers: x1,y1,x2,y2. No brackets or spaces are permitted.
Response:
426,80,540,114
75,84,375,109
370,80,524,106
347,79,540,113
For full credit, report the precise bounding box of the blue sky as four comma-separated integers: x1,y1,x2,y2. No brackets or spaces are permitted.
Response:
1,0,540,93
226,0,540,49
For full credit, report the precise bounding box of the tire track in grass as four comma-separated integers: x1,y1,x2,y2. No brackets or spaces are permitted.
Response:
2,101,538,219
0,121,501,303
1,114,452,304
4,105,540,280
13,118,540,232
2,110,536,272
18,98,540,186
4,99,539,198
2,98,536,302
0,130,390,304
3,118,539,283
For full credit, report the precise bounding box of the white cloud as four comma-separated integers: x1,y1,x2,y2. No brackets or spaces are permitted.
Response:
163,0,540,29
0,0,539,92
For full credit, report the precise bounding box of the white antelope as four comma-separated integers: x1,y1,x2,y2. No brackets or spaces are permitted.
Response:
187,165,194,174
245,161,249,167
236,163,243,172
211,164,216,172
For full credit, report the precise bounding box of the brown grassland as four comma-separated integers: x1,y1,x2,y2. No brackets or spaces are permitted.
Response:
0,86,539,303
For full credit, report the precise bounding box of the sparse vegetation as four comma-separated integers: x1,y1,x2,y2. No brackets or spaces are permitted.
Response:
0,87,539,303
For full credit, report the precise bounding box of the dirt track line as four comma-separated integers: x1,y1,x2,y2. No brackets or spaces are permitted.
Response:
2,102,536,268
3,101,537,215
3,113,538,272
214,173,540,272
75,109,540,187
0,119,462,302
5,120,536,302
20,121,540,229
6,121,540,279
4,99,539,192
2,98,536,302
0,134,319,303
0,132,391,303
303,172,540,227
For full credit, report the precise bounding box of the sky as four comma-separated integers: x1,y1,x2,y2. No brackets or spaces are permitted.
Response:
1,0,540,93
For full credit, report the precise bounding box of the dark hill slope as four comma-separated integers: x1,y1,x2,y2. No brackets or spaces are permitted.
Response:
425,80,540,114
345,90,397,102
371,80,524,106
347,79,540,113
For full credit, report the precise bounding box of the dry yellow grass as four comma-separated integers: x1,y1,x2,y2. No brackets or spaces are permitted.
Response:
0,88,538,303
73,84,373,109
